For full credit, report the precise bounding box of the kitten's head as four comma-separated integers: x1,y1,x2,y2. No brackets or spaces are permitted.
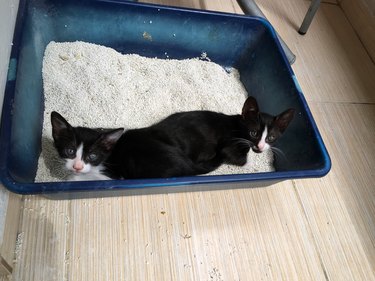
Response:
51,111,124,175
241,96,295,153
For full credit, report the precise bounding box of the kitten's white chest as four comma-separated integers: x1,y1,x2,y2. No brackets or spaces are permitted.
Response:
68,165,111,181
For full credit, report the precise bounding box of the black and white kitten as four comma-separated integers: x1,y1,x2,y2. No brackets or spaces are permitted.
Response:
105,96,294,179
51,96,294,180
51,111,124,181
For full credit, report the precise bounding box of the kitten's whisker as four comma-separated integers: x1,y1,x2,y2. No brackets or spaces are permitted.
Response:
271,147,285,156
52,157,66,165
234,142,250,148
231,138,251,146
231,139,252,150
271,147,288,162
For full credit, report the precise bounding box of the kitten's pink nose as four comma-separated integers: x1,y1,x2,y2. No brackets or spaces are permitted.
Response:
257,143,265,151
73,161,84,172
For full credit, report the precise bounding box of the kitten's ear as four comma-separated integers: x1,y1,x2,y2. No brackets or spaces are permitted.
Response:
242,96,259,120
51,111,72,139
100,128,124,151
275,109,295,132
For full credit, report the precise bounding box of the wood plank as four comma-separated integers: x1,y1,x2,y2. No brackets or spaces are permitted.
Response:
201,0,243,13
12,198,71,281
0,193,22,269
139,0,243,12
339,0,375,62
295,102,375,280
0,257,12,276
12,182,328,281
250,1,375,103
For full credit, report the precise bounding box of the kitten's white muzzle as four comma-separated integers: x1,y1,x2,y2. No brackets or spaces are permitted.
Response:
65,144,92,174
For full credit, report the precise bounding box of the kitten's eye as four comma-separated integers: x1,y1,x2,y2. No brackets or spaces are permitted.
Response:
267,135,276,142
250,130,258,138
87,153,98,161
64,148,75,157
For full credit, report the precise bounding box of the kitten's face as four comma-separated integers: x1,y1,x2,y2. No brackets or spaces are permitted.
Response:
51,112,123,175
242,97,295,153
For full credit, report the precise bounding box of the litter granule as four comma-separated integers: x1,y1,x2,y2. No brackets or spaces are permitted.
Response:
35,41,274,182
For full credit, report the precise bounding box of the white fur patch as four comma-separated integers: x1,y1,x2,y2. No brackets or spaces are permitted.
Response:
245,150,254,167
68,164,111,181
257,126,270,152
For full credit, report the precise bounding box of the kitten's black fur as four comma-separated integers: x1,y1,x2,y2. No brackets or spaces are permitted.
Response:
51,96,294,180
105,96,294,179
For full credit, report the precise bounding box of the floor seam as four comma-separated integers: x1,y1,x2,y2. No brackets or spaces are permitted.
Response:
291,179,331,281
307,101,375,105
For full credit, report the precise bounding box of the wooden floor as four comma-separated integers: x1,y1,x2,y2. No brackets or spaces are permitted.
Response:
4,0,375,280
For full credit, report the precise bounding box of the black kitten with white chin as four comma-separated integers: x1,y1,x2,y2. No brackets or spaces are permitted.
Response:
51,111,124,181
104,96,295,179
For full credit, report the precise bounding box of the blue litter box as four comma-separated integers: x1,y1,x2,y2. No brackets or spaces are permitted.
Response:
0,0,331,196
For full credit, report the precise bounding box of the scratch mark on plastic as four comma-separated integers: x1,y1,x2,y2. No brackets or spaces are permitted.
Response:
143,31,153,41
292,75,302,93
7,58,17,82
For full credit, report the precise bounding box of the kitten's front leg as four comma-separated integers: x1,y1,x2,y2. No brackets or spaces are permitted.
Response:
220,143,250,166
242,150,254,169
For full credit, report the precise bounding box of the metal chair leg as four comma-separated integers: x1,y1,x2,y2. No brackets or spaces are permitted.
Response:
299,0,321,35
237,0,296,64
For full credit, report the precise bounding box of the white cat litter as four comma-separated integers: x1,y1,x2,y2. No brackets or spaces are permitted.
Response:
35,41,274,182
